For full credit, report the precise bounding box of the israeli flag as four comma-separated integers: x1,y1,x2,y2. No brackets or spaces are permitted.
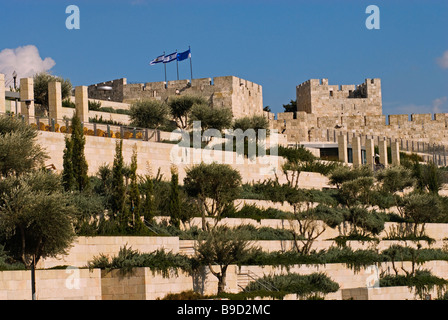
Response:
163,52,178,64
177,49,191,61
149,54,165,65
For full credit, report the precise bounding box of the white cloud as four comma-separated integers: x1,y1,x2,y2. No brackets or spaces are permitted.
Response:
437,50,448,69
0,45,55,87
432,96,448,113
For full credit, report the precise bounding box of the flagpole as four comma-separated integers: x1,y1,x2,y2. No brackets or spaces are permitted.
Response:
176,50,179,80
164,51,167,88
189,46,193,80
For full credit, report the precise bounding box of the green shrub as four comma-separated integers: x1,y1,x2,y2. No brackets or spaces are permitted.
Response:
88,245,193,277
88,100,101,111
277,145,315,163
0,244,24,271
62,99,75,109
328,165,373,188
222,204,290,221
160,290,210,300
239,183,266,200
244,272,339,300
380,269,448,300
89,115,124,126
234,224,295,240
94,106,131,115
146,220,203,240
330,234,379,248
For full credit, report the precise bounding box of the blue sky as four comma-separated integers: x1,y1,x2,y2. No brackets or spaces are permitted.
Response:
1,0,447,116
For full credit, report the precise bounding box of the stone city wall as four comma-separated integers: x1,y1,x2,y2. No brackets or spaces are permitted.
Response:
273,77,448,147
88,76,263,119
272,111,448,147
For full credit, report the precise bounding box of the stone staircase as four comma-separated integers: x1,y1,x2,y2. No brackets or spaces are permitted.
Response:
237,269,279,292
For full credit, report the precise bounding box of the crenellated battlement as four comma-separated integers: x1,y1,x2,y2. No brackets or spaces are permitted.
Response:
272,109,448,146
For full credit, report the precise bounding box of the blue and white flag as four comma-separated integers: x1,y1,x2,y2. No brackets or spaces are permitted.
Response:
163,52,178,63
177,49,191,61
149,54,165,65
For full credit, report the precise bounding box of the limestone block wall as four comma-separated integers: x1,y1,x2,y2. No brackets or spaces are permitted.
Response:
3,261,446,300
37,236,181,269
342,286,440,300
100,265,232,300
98,261,448,300
36,130,286,185
0,269,101,300
296,171,332,189
101,268,147,300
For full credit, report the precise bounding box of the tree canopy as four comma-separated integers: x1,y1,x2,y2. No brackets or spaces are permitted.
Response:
0,115,48,177
168,95,207,130
184,162,242,230
33,72,72,112
189,104,233,133
0,171,76,269
129,100,170,130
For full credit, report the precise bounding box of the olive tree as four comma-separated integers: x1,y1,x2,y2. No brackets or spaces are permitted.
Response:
184,162,242,230
0,171,76,299
397,192,442,238
189,104,233,133
33,72,72,113
232,114,270,138
168,95,207,129
194,226,252,295
0,115,48,177
129,100,170,136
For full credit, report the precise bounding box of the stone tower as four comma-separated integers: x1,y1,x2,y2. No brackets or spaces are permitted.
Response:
296,78,382,117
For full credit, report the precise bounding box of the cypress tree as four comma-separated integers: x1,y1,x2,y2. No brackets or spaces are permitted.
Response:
111,139,126,220
142,176,156,222
70,111,89,191
62,136,74,191
128,145,142,229
168,165,181,228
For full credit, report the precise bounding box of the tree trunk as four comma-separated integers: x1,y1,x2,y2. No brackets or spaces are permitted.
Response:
217,270,227,295
31,254,36,300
